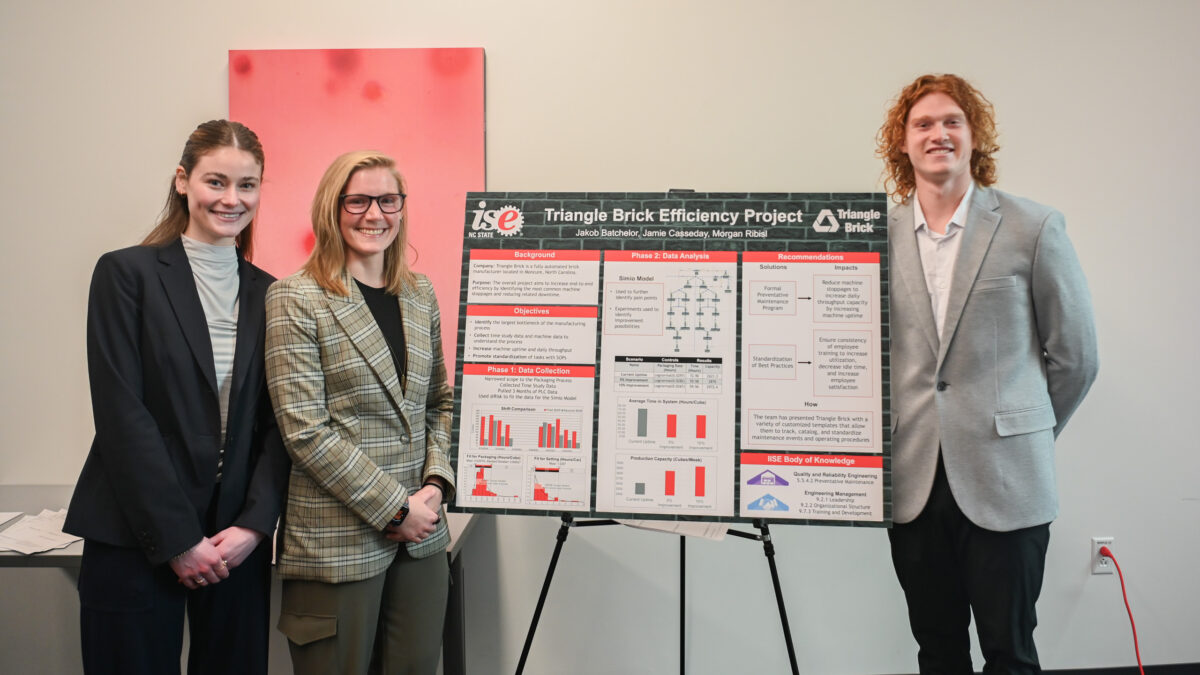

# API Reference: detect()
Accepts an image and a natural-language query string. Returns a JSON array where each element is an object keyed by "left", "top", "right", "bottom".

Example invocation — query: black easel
[
  {"left": 726, "top": 519, "right": 800, "bottom": 675},
  {"left": 515, "top": 514, "right": 617, "bottom": 675},
  {"left": 679, "top": 535, "right": 686, "bottom": 675},
  {"left": 515, "top": 515, "right": 798, "bottom": 675}
]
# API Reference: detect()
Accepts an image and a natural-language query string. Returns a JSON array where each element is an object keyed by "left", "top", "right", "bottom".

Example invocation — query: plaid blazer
[{"left": 265, "top": 271, "right": 455, "bottom": 583}]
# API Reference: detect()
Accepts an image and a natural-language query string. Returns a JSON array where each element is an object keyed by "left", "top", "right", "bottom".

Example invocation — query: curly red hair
[{"left": 877, "top": 74, "right": 999, "bottom": 203}]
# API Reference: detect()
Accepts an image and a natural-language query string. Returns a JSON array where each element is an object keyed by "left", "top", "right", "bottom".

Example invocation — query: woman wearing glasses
[
  {"left": 266, "top": 150, "right": 455, "bottom": 675},
  {"left": 64, "top": 120, "right": 290, "bottom": 674}
]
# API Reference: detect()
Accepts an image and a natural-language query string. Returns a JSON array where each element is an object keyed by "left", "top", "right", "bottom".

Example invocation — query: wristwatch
[{"left": 388, "top": 500, "right": 410, "bottom": 529}]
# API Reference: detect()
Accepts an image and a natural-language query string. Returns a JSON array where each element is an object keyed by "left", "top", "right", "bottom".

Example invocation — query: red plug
[{"left": 1099, "top": 545, "right": 1144, "bottom": 675}]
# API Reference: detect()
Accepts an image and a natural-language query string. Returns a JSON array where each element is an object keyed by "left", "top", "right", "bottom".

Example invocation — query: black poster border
[{"left": 449, "top": 191, "right": 891, "bottom": 527}]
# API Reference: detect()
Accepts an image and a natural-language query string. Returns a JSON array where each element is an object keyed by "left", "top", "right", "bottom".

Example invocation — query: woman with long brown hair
[{"left": 65, "top": 119, "right": 290, "bottom": 674}]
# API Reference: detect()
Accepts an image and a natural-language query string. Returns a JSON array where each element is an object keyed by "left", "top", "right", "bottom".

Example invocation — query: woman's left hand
[{"left": 209, "top": 526, "right": 266, "bottom": 569}]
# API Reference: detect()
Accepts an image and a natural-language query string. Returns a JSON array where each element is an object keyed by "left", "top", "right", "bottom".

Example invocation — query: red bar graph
[
  {"left": 666, "top": 414, "right": 677, "bottom": 438},
  {"left": 695, "top": 466, "right": 706, "bottom": 497},
  {"left": 478, "top": 415, "right": 513, "bottom": 447},
  {"left": 475, "top": 409, "right": 584, "bottom": 449},
  {"left": 696, "top": 415, "right": 706, "bottom": 439},
  {"left": 665, "top": 470, "right": 676, "bottom": 496},
  {"left": 538, "top": 419, "right": 580, "bottom": 449}
]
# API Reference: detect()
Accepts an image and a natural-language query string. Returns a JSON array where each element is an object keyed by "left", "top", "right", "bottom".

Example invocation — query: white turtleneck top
[{"left": 181, "top": 235, "right": 240, "bottom": 480}]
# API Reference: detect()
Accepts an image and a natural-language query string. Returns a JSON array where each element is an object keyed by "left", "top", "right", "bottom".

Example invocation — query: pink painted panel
[{"left": 229, "top": 48, "right": 485, "bottom": 367}]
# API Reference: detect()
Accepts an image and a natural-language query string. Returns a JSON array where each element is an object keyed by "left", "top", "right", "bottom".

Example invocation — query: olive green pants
[{"left": 279, "top": 549, "right": 449, "bottom": 675}]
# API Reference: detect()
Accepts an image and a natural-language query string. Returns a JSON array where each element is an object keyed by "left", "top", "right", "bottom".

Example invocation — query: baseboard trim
[
  {"left": 885, "top": 664, "right": 1197, "bottom": 675},
  {"left": 1048, "top": 666, "right": 1198, "bottom": 675}
]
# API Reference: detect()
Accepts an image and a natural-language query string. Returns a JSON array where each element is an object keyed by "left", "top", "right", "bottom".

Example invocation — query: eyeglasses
[{"left": 340, "top": 193, "right": 406, "bottom": 214}]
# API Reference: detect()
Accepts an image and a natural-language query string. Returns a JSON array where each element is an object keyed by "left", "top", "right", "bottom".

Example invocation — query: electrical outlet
[{"left": 1091, "top": 536, "right": 1114, "bottom": 574}]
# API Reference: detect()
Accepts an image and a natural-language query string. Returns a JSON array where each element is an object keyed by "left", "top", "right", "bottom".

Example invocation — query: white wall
[{"left": 2, "top": 1, "right": 1197, "bottom": 672}]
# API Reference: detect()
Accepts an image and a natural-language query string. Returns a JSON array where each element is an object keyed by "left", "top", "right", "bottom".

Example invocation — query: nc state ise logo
[{"left": 470, "top": 202, "right": 524, "bottom": 236}]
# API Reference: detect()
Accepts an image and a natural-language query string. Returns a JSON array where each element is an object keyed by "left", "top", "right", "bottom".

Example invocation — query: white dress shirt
[{"left": 912, "top": 182, "right": 974, "bottom": 340}]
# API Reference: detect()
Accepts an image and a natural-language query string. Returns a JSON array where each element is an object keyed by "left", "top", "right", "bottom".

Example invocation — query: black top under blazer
[{"left": 65, "top": 238, "right": 290, "bottom": 565}]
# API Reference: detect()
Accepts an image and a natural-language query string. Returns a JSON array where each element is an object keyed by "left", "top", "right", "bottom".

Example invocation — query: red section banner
[
  {"left": 470, "top": 249, "right": 601, "bottom": 261},
  {"left": 741, "top": 453, "right": 883, "bottom": 468},
  {"left": 466, "top": 305, "right": 598, "bottom": 318},
  {"left": 463, "top": 364, "right": 596, "bottom": 378},
  {"left": 604, "top": 250, "right": 739, "bottom": 263},
  {"left": 743, "top": 251, "right": 880, "bottom": 264}
]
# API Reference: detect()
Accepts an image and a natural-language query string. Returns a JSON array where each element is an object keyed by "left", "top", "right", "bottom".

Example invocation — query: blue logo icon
[{"left": 747, "top": 493, "right": 789, "bottom": 511}]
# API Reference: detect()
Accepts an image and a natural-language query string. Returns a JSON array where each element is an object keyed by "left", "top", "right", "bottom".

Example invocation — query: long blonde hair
[{"left": 303, "top": 151, "right": 415, "bottom": 296}]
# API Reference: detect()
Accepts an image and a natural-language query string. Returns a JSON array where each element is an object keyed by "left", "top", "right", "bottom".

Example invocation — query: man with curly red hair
[{"left": 879, "top": 74, "right": 1099, "bottom": 673}]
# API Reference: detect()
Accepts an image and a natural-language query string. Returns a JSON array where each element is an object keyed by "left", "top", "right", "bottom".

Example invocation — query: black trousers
[
  {"left": 78, "top": 537, "right": 272, "bottom": 675},
  {"left": 888, "top": 456, "right": 1050, "bottom": 675}
]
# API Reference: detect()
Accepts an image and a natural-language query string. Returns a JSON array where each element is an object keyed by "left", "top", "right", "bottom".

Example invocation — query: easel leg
[
  {"left": 754, "top": 519, "right": 799, "bottom": 675},
  {"left": 515, "top": 513, "right": 573, "bottom": 675},
  {"left": 679, "top": 535, "right": 686, "bottom": 675}
]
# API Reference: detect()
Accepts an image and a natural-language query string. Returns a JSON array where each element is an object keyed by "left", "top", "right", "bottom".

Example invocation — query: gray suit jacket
[{"left": 888, "top": 186, "right": 1098, "bottom": 530}]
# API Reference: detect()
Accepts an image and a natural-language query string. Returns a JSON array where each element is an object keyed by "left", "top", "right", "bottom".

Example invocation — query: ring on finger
[{"left": 195, "top": 577, "right": 206, "bottom": 585}]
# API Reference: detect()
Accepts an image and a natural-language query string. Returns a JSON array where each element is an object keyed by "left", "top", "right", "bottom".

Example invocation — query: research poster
[{"left": 451, "top": 193, "right": 890, "bottom": 525}]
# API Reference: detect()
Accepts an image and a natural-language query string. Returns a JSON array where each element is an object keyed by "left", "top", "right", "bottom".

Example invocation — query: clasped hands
[
  {"left": 384, "top": 483, "right": 444, "bottom": 544},
  {"left": 168, "top": 526, "right": 265, "bottom": 590}
]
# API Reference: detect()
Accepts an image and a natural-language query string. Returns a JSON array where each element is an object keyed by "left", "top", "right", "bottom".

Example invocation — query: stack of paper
[
  {"left": 0, "top": 509, "right": 81, "bottom": 554},
  {"left": 616, "top": 520, "right": 729, "bottom": 540}
]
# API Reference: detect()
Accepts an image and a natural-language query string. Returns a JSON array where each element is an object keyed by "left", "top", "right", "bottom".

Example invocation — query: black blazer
[{"left": 65, "top": 238, "right": 290, "bottom": 565}]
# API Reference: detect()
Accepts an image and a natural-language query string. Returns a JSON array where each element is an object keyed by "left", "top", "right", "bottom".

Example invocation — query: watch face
[{"left": 389, "top": 501, "right": 411, "bottom": 528}]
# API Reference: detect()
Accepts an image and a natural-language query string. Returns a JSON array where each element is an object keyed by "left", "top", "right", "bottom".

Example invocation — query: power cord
[{"left": 1098, "top": 545, "right": 1144, "bottom": 675}]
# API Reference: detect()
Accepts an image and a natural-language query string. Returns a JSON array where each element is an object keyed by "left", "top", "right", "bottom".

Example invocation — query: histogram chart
[
  {"left": 471, "top": 406, "right": 584, "bottom": 451},
  {"left": 526, "top": 460, "right": 588, "bottom": 506},
  {"left": 468, "top": 457, "right": 522, "bottom": 503},
  {"left": 612, "top": 454, "right": 715, "bottom": 511},
  {"left": 615, "top": 396, "right": 718, "bottom": 452}
]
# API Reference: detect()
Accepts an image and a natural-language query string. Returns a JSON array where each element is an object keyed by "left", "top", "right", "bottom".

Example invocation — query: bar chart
[
  {"left": 611, "top": 454, "right": 714, "bottom": 511},
  {"left": 614, "top": 396, "right": 718, "bottom": 452},
  {"left": 472, "top": 406, "right": 585, "bottom": 450}
]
